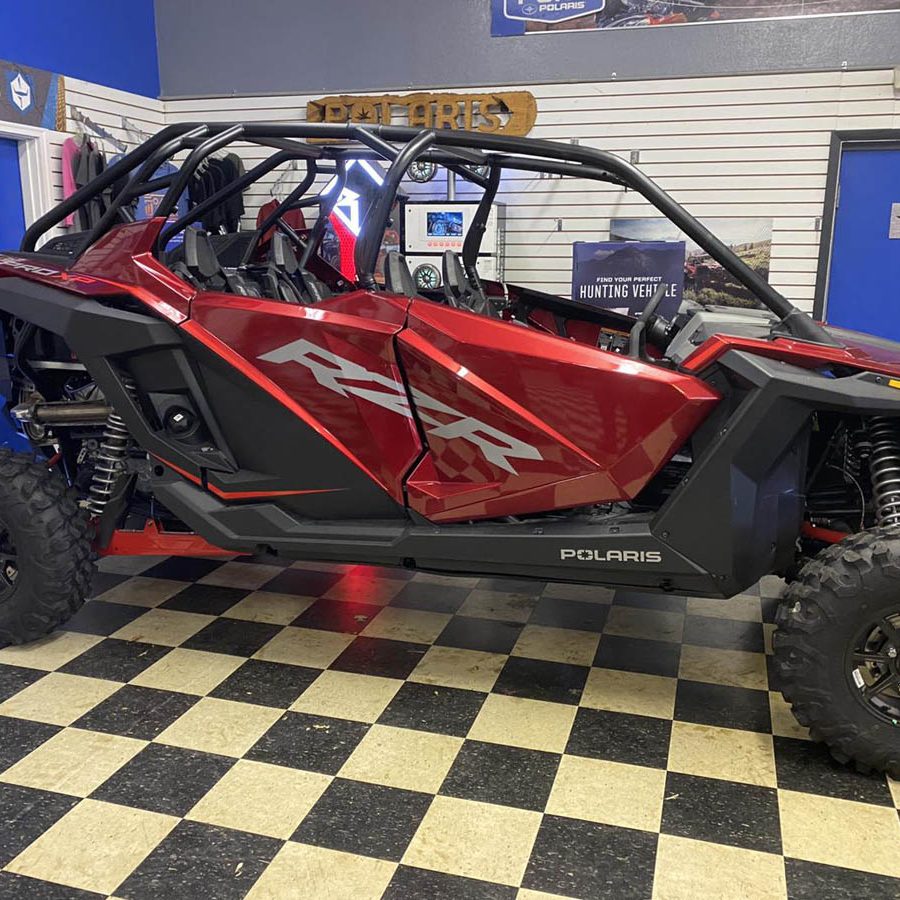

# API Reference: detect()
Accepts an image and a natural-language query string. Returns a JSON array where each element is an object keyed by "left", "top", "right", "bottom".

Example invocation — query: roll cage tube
[
  {"left": 20, "top": 121, "right": 835, "bottom": 346},
  {"left": 462, "top": 164, "right": 500, "bottom": 289},
  {"left": 300, "top": 160, "right": 348, "bottom": 270}
]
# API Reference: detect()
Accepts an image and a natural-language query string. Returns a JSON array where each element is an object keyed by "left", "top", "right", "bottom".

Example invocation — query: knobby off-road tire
[
  {"left": 774, "top": 528, "right": 900, "bottom": 777},
  {"left": 0, "top": 449, "right": 93, "bottom": 646}
]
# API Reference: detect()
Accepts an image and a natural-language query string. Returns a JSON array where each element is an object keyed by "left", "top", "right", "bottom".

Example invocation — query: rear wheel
[
  {"left": 0, "top": 449, "right": 94, "bottom": 647},
  {"left": 774, "top": 528, "right": 900, "bottom": 777}
]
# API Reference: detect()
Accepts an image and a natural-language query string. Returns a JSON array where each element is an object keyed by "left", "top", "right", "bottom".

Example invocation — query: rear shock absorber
[{"left": 868, "top": 417, "right": 900, "bottom": 526}]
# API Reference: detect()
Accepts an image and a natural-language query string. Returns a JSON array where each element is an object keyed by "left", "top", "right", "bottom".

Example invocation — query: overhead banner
[
  {"left": 571, "top": 240, "right": 684, "bottom": 318},
  {"left": 609, "top": 217, "right": 772, "bottom": 308},
  {"left": 0, "top": 60, "right": 65, "bottom": 130},
  {"left": 492, "top": 0, "right": 900, "bottom": 35}
]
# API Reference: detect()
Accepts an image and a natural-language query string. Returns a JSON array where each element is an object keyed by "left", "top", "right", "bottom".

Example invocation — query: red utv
[{"left": 0, "top": 123, "right": 897, "bottom": 775}]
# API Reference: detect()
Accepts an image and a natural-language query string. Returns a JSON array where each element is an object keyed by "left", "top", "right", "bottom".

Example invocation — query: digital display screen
[{"left": 426, "top": 211, "right": 464, "bottom": 237}]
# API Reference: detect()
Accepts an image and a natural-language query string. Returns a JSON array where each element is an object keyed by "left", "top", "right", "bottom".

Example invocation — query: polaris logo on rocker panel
[{"left": 560, "top": 549, "right": 663, "bottom": 563}]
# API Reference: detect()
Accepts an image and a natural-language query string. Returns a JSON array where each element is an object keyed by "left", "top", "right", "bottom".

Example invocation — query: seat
[
  {"left": 383, "top": 252, "right": 418, "bottom": 298},
  {"left": 264, "top": 233, "right": 332, "bottom": 304},
  {"left": 442, "top": 250, "right": 500, "bottom": 319},
  {"left": 172, "top": 228, "right": 259, "bottom": 296}
]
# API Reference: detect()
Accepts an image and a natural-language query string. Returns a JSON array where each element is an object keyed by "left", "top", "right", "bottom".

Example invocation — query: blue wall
[{"left": 0, "top": 0, "right": 159, "bottom": 97}]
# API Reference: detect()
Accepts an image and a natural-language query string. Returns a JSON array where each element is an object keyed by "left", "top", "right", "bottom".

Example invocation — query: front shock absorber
[
  {"left": 85, "top": 410, "right": 131, "bottom": 517},
  {"left": 868, "top": 417, "right": 900, "bottom": 526}
]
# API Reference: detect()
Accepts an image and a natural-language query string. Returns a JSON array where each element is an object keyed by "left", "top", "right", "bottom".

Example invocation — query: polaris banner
[
  {"left": 0, "top": 61, "right": 65, "bottom": 131},
  {"left": 571, "top": 241, "right": 684, "bottom": 318},
  {"left": 491, "top": 0, "right": 900, "bottom": 35}
]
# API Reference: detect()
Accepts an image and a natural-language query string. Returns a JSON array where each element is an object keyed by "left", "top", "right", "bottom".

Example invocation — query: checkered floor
[{"left": 0, "top": 555, "right": 897, "bottom": 899}]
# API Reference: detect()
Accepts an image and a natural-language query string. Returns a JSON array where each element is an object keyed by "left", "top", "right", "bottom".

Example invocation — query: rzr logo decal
[
  {"left": 0, "top": 255, "right": 100, "bottom": 285},
  {"left": 258, "top": 338, "right": 542, "bottom": 474}
]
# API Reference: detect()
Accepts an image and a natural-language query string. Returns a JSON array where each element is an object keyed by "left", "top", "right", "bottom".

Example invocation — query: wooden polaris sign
[{"left": 307, "top": 91, "right": 537, "bottom": 136}]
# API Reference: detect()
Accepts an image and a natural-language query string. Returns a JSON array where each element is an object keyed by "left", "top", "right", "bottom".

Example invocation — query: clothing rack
[{"left": 70, "top": 107, "right": 127, "bottom": 153}]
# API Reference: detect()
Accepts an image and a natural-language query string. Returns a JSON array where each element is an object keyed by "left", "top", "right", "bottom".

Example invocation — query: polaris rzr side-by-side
[{"left": 0, "top": 122, "right": 898, "bottom": 775}]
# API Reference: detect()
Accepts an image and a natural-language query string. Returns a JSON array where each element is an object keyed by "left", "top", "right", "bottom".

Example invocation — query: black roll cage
[{"left": 22, "top": 121, "right": 835, "bottom": 346}]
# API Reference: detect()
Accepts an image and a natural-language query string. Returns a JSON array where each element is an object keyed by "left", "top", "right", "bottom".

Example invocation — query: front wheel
[
  {"left": 0, "top": 449, "right": 94, "bottom": 647},
  {"left": 774, "top": 528, "right": 900, "bottom": 777}
]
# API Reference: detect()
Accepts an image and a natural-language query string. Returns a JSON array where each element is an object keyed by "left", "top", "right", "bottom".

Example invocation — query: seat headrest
[
  {"left": 384, "top": 252, "right": 417, "bottom": 298},
  {"left": 271, "top": 232, "right": 300, "bottom": 275},
  {"left": 442, "top": 250, "right": 469, "bottom": 304},
  {"left": 184, "top": 228, "right": 223, "bottom": 280}
]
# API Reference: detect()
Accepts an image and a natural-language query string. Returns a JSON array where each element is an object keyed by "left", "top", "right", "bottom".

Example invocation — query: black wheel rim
[
  {"left": 0, "top": 517, "right": 18, "bottom": 603},
  {"left": 847, "top": 613, "right": 900, "bottom": 724}
]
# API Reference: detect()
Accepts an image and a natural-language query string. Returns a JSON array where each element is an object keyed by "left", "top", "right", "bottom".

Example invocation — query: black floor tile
[
  {"left": 233, "top": 553, "right": 290, "bottom": 567},
  {"left": 0, "top": 871, "right": 103, "bottom": 899},
  {"left": 291, "top": 598, "right": 384, "bottom": 634},
  {"left": 87, "top": 570, "right": 131, "bottom": 599},
  {"left": 612, "top": 591, "right": 686, "bottom": 613},
  {"left": 477, "top": 577, "right": 546, "bottom": 596},
  {"left": 675, "top": 680, "right": 772, "bottom": 733},
  {"left": 0, "top": 783, "right": 79, "bottom": 867},
  {"left": 760, "top": 595, "right": 781, "bottom": 624},
  {"left": 785, "top": 857, "right": 900, "bottom": 900},
  {"left": 390, "top": 582, "right": 472, "bottom": 614},
  {"left": 58, "top": 638, "right": 170, "bottom": 682},
  {"left": 180, "top": 618, "right": 282, "bottom": 657},
  {"left": 209, "top": 659, "right": 320, "bottom": 709},
  {"left": 140, "top": 557, "right": 226, "bottom": 582},
  {"left": 683, "top": 615, "right": 766, "bottom": 652},
  {"left": 440, "top": 739, "right": 560, "bottom": 811},
  {"left": 661, "top": 771, "right": 782, "bottom": 854},
  {"left": 384, "top": 866, "right": 517, "bottom": 899},
  {"left": 774, "top": 736, "right": 894, "bottom": 805},
  {"left": 329, "top": 636, "right": 427, "bottom": 680},
  {"left": 523, "top": 814, "right": 658, "bottom": 899},
  {"left": 60, "top": 600, "right": 147, "bottom": 637},
  {"left": 160, "top": 584, "right": 250, "bottom": 616},
  {"left": 246, "top": 711, "right": 369, "bottom": 774},
  {"left": 293, "top": 778, "right": 432, "bottom": 861},
  {"left": 378, "top": 681, "right": 486, "bottom": 737},
  {"left": 90, "top": 743, "right": 234, "bottom": 816},
  {"left": 435, "top": 616, "right": 523, "bottom": 654},
  {"left": 73, "top": 685, "right": 198, "bottom": 740},
  {"left": 0, "top": 716, "right": 60, "bottom": 770},
  {"left": 115, "top": 820, "right": 280, "bottom": 900},
  {"left": 565, "top": 707, "right": 672, "bottom": 769},
  {"left": 259, "top": 567, "right": 344, "bottom": 597},
  {"left": 492, "top": 656, "right": 588, "bottom": 705},
  {"left": 529, "top": 596, "right": 609, "bottom": 632},
  {"left": 594, "top": 634, "right": 682, "bottom": 678},
  {"left": 0, "top": 663, "right": 45, "bottom": 703}
]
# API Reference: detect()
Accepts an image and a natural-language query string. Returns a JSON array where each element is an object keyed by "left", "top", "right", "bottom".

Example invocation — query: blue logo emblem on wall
[
  {"left": 503, "top": 0, "right": 605, "bottom": 23},
  {"left": 8, "top": 71, "right": 33, "bottom": 113}
]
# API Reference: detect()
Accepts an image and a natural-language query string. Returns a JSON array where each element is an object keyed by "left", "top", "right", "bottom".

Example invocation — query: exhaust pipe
[{"left": 11, "top": 400, "right": 113, "bottom": 427}]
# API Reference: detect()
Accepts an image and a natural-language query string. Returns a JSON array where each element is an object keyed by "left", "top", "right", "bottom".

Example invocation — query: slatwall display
[
  {"left": 42, "top": 70, "right": 900, "bottom": 312},
  {"left": 41, "top": 78, "right": 165, "bottom": 242}
]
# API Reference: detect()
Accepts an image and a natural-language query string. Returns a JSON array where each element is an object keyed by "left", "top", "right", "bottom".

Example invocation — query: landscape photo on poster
[{"left": 609, "top": 217, "right": 772, "bottom": 309}]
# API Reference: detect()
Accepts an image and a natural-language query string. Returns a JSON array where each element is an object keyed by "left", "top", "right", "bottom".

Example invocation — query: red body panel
[
  {"left": 186, "top": 290, "right": 421, "bottom": 504},
  {"left": 683, "top": 331, "right": 900, "bottom": 379},
  {"left": 399, "top": 300, "right": 720, "bottom": 522}
]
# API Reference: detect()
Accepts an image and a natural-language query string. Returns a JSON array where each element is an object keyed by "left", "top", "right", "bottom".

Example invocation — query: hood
[{"left": 824, "top": 325, "right": 900, "bottom": 376}]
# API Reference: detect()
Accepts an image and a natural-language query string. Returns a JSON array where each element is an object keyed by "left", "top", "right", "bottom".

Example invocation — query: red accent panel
[
  {"left": 98, "top": 519, "right": 231, "bottom": 557},
  {"left": 400, "top": 300, "right": 720, "bottom": 523},
  {"left": 800, "top": 522, "right": 849, "bottom": 544},
  {"left": 184, "top": 291, "right": 420, "bottom": 503},
  {"left": 153, "top": 454, "right": 338, "bottom": 500}
]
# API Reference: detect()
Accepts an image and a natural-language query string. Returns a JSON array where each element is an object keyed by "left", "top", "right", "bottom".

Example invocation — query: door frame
[
  {"left": 0, "top": 120, "right": 55, "bottom": 244},
  {"left": 814, "top": 128, "right": 900, "bottom": 322}
]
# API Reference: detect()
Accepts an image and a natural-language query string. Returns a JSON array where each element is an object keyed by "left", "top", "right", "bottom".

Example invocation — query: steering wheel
[{"left": 628, "top": 282, "right": 669, "bottom": 359}]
